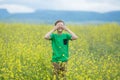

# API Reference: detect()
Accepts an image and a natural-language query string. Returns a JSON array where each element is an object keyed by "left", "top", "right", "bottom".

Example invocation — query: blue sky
[{"left": 0, "top": 0, "right": 120, "bottom": 13}]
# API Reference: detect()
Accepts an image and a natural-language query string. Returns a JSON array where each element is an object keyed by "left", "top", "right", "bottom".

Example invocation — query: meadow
[{"left": 0, "top": 23, "right": 120, "bottom": 80}]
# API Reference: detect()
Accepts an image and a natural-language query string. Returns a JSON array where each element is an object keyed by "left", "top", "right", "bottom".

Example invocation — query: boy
[{"left": 44, "top": 20, "right": 78, "bottom": 80}]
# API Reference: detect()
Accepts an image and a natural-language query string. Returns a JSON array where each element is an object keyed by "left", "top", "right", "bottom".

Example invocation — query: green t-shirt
[{"left": 50, "top": 33, "right": 72, "bottom": 62}]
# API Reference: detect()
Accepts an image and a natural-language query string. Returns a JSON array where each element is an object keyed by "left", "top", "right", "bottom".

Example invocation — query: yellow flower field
[{"left": 0, "top": 23, "right": 120, "bottom": 80}]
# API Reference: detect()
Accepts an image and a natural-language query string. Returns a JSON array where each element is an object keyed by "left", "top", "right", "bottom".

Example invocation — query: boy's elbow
[
  {"left": 44, "top": 36, "right": 48, "bottom": 40},
  {"left": 74, "top": 36, "right": 78, "bottom": 40},
  {"left": 44, "top": 36, "right": 50, "bottom": 40},
  {"left": 72, "top": 36, "right": 78, "bottom": 40}
]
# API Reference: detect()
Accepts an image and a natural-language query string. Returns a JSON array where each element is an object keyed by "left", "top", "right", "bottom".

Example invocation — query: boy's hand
[
  {"left": 53, "top": 25, "right": 59, "bottom": 31},
  {"left": 62, "top": 25, "right": 68, "bottom": 31}
]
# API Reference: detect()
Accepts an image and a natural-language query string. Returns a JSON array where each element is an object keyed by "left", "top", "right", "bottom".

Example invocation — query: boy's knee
[{"left": 60, "top": 67, "right": 66, "bottom": 71}]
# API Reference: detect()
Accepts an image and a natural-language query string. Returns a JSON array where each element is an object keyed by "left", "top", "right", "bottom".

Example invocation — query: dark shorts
[{"left": 52, "top": 62, "right": 67, "bottom": 72}]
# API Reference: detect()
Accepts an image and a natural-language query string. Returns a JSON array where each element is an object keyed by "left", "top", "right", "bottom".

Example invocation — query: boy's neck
[{"left": 57, "top": 32, "right": 62, "bottom": 35}]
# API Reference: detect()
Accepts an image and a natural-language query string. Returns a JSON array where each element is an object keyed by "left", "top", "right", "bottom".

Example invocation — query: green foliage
[{"left": 0, "top": 23, "right": 120, "bottom": 80}]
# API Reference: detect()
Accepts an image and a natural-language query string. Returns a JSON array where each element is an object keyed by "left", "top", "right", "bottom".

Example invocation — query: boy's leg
[
  {"left": 52, "top": 62, "right": 67, "bottom": 80},
  {"left": 52, "top": 62, "right": 60, "bottom": 79},
  {"left": 60, "top": 62, "right": 67, "bottom": 80}
]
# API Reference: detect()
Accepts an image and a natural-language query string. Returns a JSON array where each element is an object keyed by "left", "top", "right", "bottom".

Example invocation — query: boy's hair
[{"left": 54, "top": 20, "right": 65, "bottom": 26}]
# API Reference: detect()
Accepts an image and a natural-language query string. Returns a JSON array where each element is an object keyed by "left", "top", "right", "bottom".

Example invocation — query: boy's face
[{"left": 56, "top": 22, "right": 64, "bottom": 33}]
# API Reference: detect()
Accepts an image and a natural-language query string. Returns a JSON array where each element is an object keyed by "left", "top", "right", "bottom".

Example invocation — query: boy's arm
[
  {"left": 64, "top": 27, "right": 78, "bottom": 40},
  {"left": 44, "top": 26, "right": 58, "bottom": 40}
]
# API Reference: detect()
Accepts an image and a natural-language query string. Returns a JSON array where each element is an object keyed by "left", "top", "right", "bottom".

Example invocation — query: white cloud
[
  {"left": 40, "top": 0, "right": 120, "bottom": 13},
  {"left": 0, "top": 0, "right": 120, "bottom": 13},
  {"left": 0, "top": 4, "right": 35, "bottom": 13}
]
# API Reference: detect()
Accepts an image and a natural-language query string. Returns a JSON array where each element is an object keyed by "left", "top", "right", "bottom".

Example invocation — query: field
[{"left": 0, "top": 23, "right": 120, "bottom": 80}]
